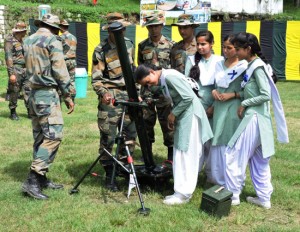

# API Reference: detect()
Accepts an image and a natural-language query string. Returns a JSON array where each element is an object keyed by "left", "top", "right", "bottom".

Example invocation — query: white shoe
[
  {"left": 231, "top": 199, "right": 240, "bottom": 206},
  {"left": 163, "top": 195, "right": 190, "bottom": 205},
  {"left": 164, "top": 193, "right": 182, "bottom": 200},
  {"left": 246, "top": 196, "right": 271, "bottom": 209}
]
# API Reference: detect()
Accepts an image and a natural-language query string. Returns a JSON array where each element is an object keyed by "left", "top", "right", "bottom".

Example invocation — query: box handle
[{"left": 214, "top": 186, "right": 224, "bottom": 193}]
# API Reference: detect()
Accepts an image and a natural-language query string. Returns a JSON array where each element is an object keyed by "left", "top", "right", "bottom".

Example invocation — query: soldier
[
  {"left": 91, "top": 12, "right": 136, "bottom": 191},
  {"left": 138, "top": 12, "right": 174, "bottom": 162},
  {"left": 4, "top": 21, "right": 30, "bottom": 120},
  {"left": 170, "top": 14, "right": 199, "bottom": 74},
  {"left": 59, "top": 19, "right": 77, "bottom": 101},
  {"left": 21, "top": 14, "right": 75, "bottom": 200}
]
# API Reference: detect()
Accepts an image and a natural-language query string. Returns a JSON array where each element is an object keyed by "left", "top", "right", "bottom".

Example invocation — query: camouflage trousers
[
  {"left": 143, "top": 96, "right": 174, "bottom": 147},
  {"left": 28, "top": 88, "right": 64, "bottom": 175},
  {"left": 97, "top": 89, "right": 137, "bottom": 166},
  {"left": 65, "top": 59, "right": 76, "bottom": 98},
  {"left": 7, "top": 66, "right": 31, "bottom": 110}
]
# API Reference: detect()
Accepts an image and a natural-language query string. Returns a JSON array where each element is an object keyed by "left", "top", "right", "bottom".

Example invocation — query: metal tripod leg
[
  {"left": 69, "top": 105, "right": 127, "bottom": 194},
  {"left": 109, "top": 106, "right": 126, "bottom": 189},
  {"left": 69, "top": 153, "right": 102, "bottom": 194},
  {"left": 125, "top": 146, "right": 150, "bottom": 215}
]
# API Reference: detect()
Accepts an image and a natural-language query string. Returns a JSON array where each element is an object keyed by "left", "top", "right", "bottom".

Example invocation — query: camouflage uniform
[
  {"left": 21, "top": 14, "right": 74, "bottom": 200},
  {"left": 4, "top": 22, "right": 30, "bottom": 119},
  {"left": 170, "top": 14, "right": 199, "bottom": 74},
  {"left": 59, "top": 20, "right": 77, "bottom": 99},
  {"left": 23, "top": 15, "right": 73, "bottom": 176},
  {"left": 92, "top": 13, "right": 136, "bottom": 167},
  {"left": 138, "top": 14, "right": 174, "bottom": 154},
  {"left": 170, "top": 38, "right": 197, "bottom": 74}
]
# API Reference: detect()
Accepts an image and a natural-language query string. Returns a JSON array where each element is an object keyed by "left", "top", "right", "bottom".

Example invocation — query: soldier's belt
[
  {"left": 106, "top": 85, "right": 126, "bottom": 91},
  {"left": 30, "top": 84, "right": 58, "bottom": 90},
  {"left": 13, "top": 64, "right": 25, "bottom": 68}
]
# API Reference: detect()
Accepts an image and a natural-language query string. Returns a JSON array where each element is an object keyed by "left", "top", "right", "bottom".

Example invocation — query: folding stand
[{"left": 70, "top": 100, "right": 150, "bottom": 215}]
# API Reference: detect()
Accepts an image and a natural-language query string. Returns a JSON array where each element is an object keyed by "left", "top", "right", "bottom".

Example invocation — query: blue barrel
[{"left": 75, "top": 68, "right": 88, "bottom": 98}]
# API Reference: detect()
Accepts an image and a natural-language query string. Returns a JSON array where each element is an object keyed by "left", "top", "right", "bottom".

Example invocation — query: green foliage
[{"left": 0, "top": 0, "right": 140, "bottom": 23}]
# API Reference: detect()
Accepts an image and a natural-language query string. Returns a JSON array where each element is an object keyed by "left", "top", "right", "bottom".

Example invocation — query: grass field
[{"left": 0, "top": 66, "right": 299, "bottom": 231}]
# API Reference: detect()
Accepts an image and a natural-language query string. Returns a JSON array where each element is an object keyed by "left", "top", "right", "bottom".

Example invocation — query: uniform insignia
[
  {"left": 175, "top": 53, "right": 182, "bottom": 59},
  {"left": 141, "top": 49, "right": 152, "bottom": 54}
]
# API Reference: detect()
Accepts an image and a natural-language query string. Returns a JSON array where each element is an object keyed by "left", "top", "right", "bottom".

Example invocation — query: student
[
  {"left": 185, "top": 30, "right": 223, "bottom": 181},
  {"left": 225, "top": 32, "right": 289, "bottom": 208},
  {"left": 209, "top": 34, "right": 248, "bottom": 186},
  {"left": 134, "top": 64, "right": 213, "bottom": 205}
]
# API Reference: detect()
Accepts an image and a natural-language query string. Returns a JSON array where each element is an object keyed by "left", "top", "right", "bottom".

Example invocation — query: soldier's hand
[
  {"left": 9, "top": 74, "right": 17, "bottom": 84},
  {"left": 101, "top": 92, "right": 112, "bottom": 105},
  {"left": 67, "top": 100, "right": 75, "bottom": 114}
]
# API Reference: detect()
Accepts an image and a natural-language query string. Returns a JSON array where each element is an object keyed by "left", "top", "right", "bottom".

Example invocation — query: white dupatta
[
  {"left": 187, "top": 55, "right": 223, "bottom": 86},
  {"left": 243, "top": 59, "right": 289, "bottom": 144},
  {"left": 215, "top": 60, "right": 248, "bottom": 88}
]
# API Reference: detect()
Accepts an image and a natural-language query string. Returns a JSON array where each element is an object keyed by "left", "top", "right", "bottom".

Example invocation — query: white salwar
[
  {"left": 173, "top": 115, "right": 203, "bottom": 199},
  {"left": 206, "top": 145, "right": 226, "bottom": 186},
  {"left": 225, "top": 114, "right": 273, "bottom": 203}
]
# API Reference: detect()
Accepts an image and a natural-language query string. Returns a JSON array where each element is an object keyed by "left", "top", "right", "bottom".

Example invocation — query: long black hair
[
  {"left": 189, "top": 30, "right": 214, "bottom": 81},
  {"left": 231, "top": 32, "right": 278, "bottom": 83},
  {"left": 134, "top": 64, "right": 162, "bottom": 83}
]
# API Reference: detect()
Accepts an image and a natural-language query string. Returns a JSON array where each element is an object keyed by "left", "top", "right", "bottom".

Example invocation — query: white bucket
[{"left": 38, "top": 5, "right": 51, "bottom": 19}]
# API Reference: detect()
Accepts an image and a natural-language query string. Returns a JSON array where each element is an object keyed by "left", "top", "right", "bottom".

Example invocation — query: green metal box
[{"left": 200, "top": 185, "right": 233, "bottom": 218}]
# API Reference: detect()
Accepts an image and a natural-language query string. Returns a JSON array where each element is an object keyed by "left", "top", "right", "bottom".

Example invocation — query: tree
[{"left": 294, "top": 0, "right": 300, "bottom": 7}]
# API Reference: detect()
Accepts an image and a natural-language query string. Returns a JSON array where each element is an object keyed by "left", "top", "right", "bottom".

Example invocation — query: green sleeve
[{"left": 241, "top": 67, "right": 271, "bottom": 107}]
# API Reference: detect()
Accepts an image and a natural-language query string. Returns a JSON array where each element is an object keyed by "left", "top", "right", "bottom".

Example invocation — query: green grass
[{"left": 0, "top": 69, "right": 300, "bottom": 231}]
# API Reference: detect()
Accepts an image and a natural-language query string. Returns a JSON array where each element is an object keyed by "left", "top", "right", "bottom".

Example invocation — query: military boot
[
  {"left": 167, "top": 146, "right": 173, "bottom": 161},
  {"left": 38, "top": 174, "right": 64, "bottom": 190},
  {"left": 26, "top": 107, "right": 32, "bottom": 119},
  {"left": 104, "top": 165, "right": 119, "bottom": 192},
  {"left": 22, "top": 170, "right": 49, "bottom": 200},
  {"left": 10, "top": 108, "right": 19, "bottom": 120}
]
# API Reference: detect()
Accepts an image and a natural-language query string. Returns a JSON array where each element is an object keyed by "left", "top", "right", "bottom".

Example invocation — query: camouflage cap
[
  {"left": 12, "top": 21, "right": 27, "bottom": 33},
  {"left": 34, "top": 13, "right": 61, "bottom": 29},
  {"left": 59, "top": 19, "right": 69, "bottom": 26},
  {"left": 102, "top": 12, "right": 131, "bottom": 30},
  {"left": 142, "top": 11, "right": 165, "bottom": 27},
  {"left": 172, "top": 14, "right": 199, "bottom": 27}
]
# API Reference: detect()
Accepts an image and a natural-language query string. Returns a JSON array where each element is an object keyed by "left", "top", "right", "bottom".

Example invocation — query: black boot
[
  {"left": 22, "top": 170, "right": 49, "bottom": 200},
  {"left": 10, "top": 108, "right": 19, "bottom": 120},
  {"left": 167, "top": 146, "right": 173, "bottom": 161},
  {"left": 104, "top": 165, "right": 119, "bottom": 192},
  {"left": 27, "top": 107, "right": 32, "bottom": 119},
  {"left": 38, "top": 174, "right": 64, "bottom": 190}
]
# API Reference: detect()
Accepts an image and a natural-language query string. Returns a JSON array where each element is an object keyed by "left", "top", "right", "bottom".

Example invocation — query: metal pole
[{"left": 109, "top": 22, "right": 155, "bottom": 171}]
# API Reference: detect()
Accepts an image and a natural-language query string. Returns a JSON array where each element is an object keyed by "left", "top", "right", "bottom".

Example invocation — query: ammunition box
[{"left": 200, "top": 185, "right": 233, "bottom": 218}]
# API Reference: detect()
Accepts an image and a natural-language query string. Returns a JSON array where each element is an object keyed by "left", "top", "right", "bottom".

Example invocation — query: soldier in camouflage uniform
[
  {"left": 21, "top": 14, "right": 75, "bottom": 200},
  {"left": 4, "top": 22, "right": 30, "bottom": 120},
  {"left": 170, "top": 14, "right": 199, "bottom": 74},
  {"left": 91, "top": 12, "right": 136, "bottom": 191},
  {"left": 138, "top": 12, "right": 174, "bottom": 161},
  {"left": 59, "top": 19, "right": 77, "bottom": 101}
]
